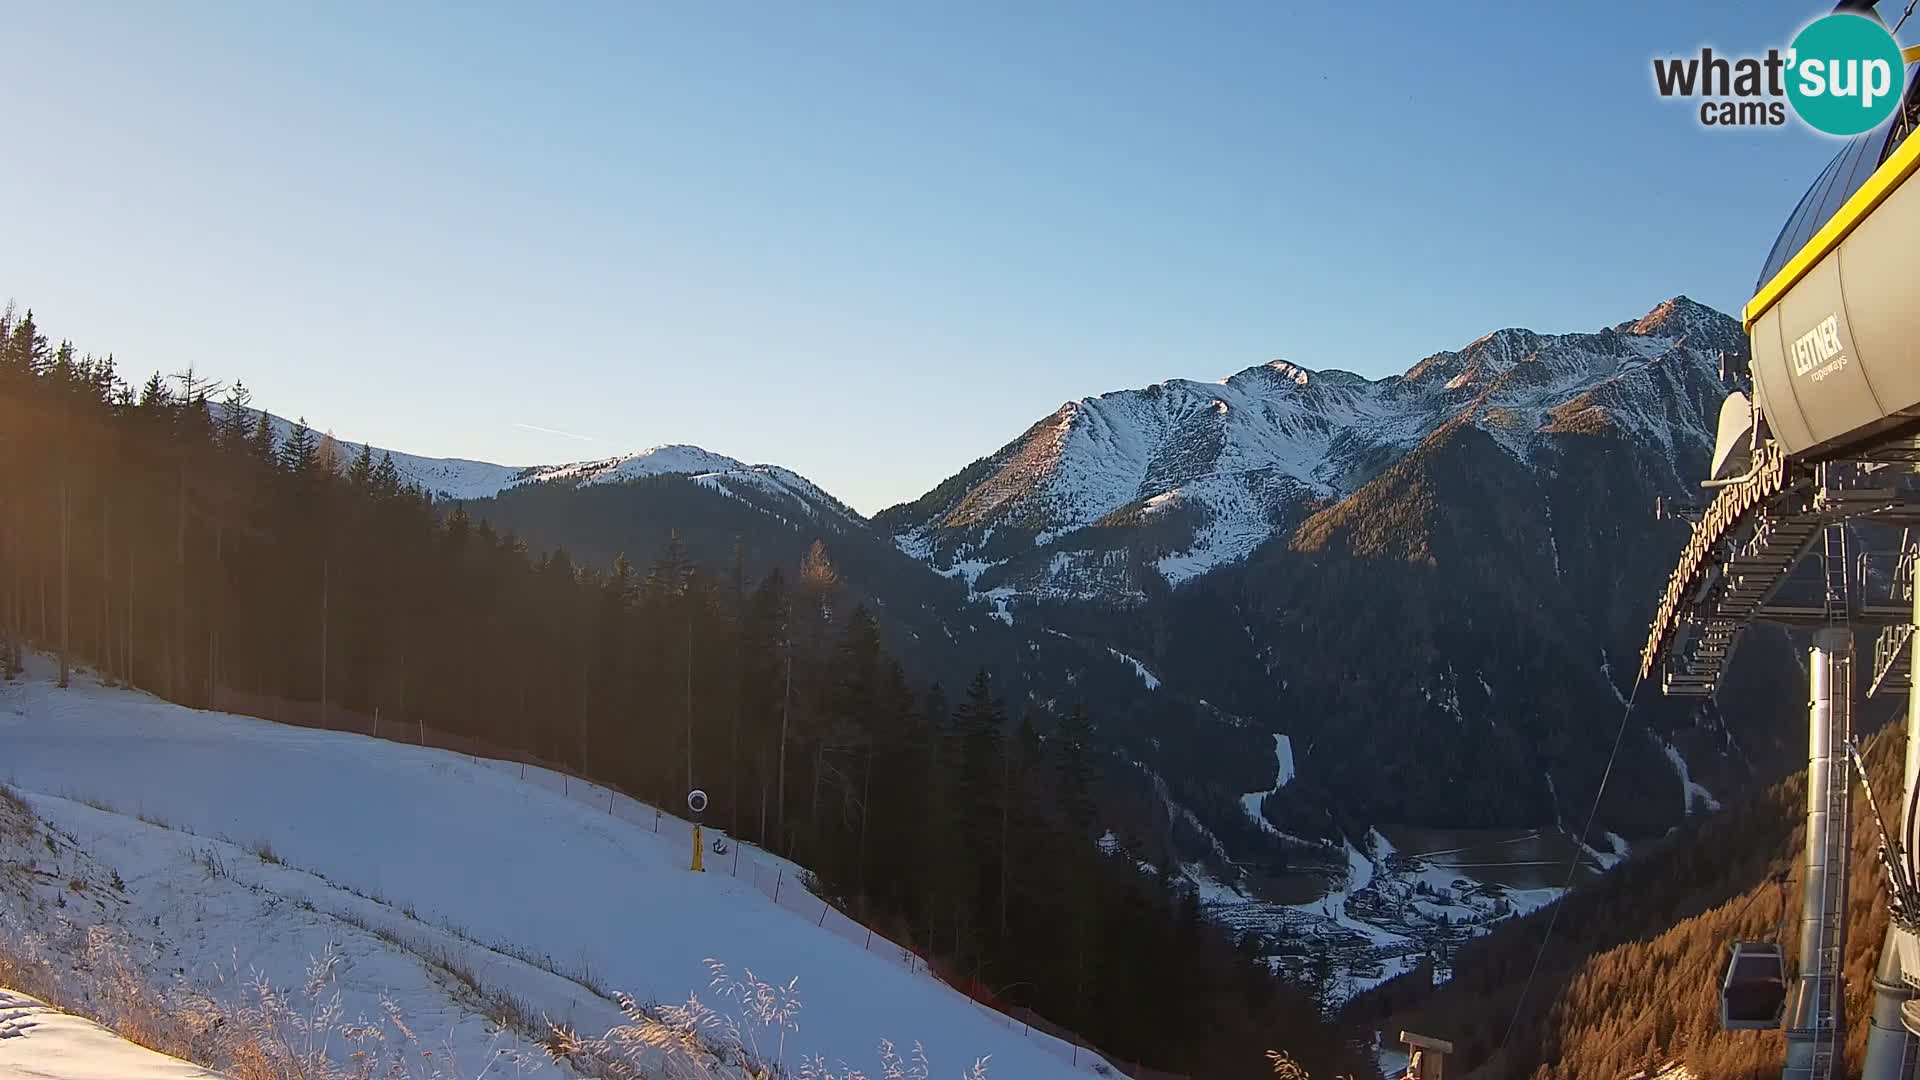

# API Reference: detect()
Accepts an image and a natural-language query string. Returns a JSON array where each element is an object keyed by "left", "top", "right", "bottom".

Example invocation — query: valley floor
[{"left": 1201, "top": 824, "right": 1616, "bottom": 1010}]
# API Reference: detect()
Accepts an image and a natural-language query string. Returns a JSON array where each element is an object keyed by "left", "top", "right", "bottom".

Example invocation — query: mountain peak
[
  {"left": 505, "top": 444, "right": 745, "bottom": 488},
  {"left": 1619, "top": 295, "right": 1732, "bottom": 340},
  {"left": 1261, "top": 359, "right": 1312, "bottom": 385},
  {"left": 1220, "top": 358, "right": 1315, "bottom": 390}
]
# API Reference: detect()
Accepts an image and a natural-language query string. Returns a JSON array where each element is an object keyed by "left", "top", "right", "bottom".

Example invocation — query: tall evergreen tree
[
  {"left": 246, "top": 410, "right": 275, "bottom": 462},
  {"left": 279, "top": 418, "right": 318, "bottom": 476},
  {"left": 346, "top": 442, "right": 375, "bottom": 490},
  {"left": 952, "top": 669, "right": 1006, "bottom": 969},
  {"left": 216, "top": 382, "right": 253, "bottom": 452}
]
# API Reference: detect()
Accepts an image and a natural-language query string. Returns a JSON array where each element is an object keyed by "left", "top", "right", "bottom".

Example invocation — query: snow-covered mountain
[
  {"left": 244, "top": 407, "right": 856, "bottom": 524},
  {"left": 879, "top": 296, "right": 1743, "bottom": 602},
  {"left": 864, "top": 296, "right": 1799, "bottom": 1003}
]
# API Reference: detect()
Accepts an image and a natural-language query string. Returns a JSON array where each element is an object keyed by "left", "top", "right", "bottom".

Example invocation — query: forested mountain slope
[
  {"left": 0, "top": 306, "right": 1363, "bottom": 1079},
  {"left": 885, "top": 297, "right": 1804, "bottom": 861},
  {"left": 1351, "top": 711, "right": 1905, "bottom": 1078}
]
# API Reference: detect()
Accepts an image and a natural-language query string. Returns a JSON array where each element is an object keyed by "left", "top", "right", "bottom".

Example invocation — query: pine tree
[
  {"left": 138, "top": 371, "right": 172, "bottom": 410},
  {"left": 7, "top": 312, "right": 48, "bottom": 374},
  {"left": 249, "top": 411, "right": 276, "bottom": 462},
  {"left": 370, "top": 451, "right": 402, "bottom": 496},
  {"left": 347, "top": 443, "right": 375, "bottom": 491},
  {"left": 1056, "top": 705, "right": 1098, "bottom": 839},
  {"left": 953, "top": 669, "right": 1006, "bottom": 965},
  {"left": 217, "top": 382, "right": 253, "bottom": 452},
  {"left": 280, "top": 418, "right": 318, "bottom": 476},
  {"left": 737, "top": 568, "right": 790, "bottom": 847},
  {"left": 646, "top": 530, "right": 691, "bottom": 599}
]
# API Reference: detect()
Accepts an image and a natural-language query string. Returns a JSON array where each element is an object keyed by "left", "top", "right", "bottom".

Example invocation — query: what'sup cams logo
[{"left": 1653, "top": 10, "right": 1909, "bottom": 135}]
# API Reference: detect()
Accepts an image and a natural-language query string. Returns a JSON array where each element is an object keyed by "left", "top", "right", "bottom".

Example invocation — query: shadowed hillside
[{"left": 1352, "top": 713, "right": 1904, "bottom": 1078}]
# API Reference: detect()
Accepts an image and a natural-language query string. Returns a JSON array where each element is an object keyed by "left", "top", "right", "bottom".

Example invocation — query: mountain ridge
[
  {"left": 240, "top": 406, "right": 862, "bottom": 526},
  {"left": 878, "top": 295, "right": 1741, "bottom": 603}
]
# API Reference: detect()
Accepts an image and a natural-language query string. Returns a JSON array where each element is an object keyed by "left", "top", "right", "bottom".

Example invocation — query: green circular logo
[{"left": 1787, "top": 13, "right": 1907, "bottom": 136}]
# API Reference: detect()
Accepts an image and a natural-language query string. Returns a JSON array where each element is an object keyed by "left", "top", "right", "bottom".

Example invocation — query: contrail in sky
[{"left": 513, "top": 422, "right": 602, "bottom": 443}]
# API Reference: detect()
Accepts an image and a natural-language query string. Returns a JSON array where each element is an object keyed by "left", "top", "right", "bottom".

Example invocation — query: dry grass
[
  {"left": 0, "top": 782, "right": 29, "bottom": 819},
  {"left": 1265, "top": 1050, "right": 1356, "bottom": 1078},
  {"left": 548, "top": 960, "right": 992, "bottom": 1080},
  {"left": 330, "top": 906, "right": 535, "bottom": 1028},
  {"left": 0, "top": 788, "right": 33, "bottom": 848},
  {"left": 0, "top": 927, "right": 238, "bottom": 1073},
  {"left": 0, "top": 927, "right": 532, "bottom": 1080},
  {"left": 0, "top": 780, "right": 539, "bottom": 1078}
]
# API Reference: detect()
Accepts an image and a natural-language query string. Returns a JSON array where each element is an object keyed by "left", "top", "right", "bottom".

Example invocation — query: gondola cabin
[{"left": 1722, "top": 941, "right": 1789, "bottom": 1030}]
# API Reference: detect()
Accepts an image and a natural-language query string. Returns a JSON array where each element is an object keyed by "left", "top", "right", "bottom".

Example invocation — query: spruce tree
[
  {"left": 217, "top": 382, "right": 253, "bottom": 452},
  {"left": 952, "top": 669, "right": 1006, "bottom": 964},
  {"left": 138, "top": 371, "right": 172, "bottom": 410},
  {"left": 370, "top": 451, "right": 402, "bottom": 496},
  {"left": 249, "top": 411, "right": 276, "bottom": 462},
  {"left": 280, "top": 418, "right": 318, "bottom": 476},
  {"left": 646, "top": 529, "right": 691, "bottom": 599},
  {"left": 347, "top": 443, "right": 375, "bottom": 491}
]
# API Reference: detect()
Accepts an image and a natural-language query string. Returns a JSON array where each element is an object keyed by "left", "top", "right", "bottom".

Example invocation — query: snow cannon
[{"left": 688, "top": 789, "right": 708, "bottom": 873}]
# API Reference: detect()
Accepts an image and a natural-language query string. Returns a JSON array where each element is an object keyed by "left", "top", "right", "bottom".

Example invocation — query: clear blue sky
[{"left": 0, "top": 2, "right": 1868, "bottom": 513}]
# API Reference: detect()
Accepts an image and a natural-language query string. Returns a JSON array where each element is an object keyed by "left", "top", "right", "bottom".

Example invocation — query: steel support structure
[
  {"left": 1862, "top": 540, "right": 1920, "bottom": 1080},
  {"left": 1785, "top": 624, "right": 1854, "bottom": 1080}
]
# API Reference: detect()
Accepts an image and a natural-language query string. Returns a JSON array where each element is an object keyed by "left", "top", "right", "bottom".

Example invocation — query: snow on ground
[
  {"left": 1205, "top": 821, "right": 1616, "bottom": 1010},
  {"left": 1291, "top": 841, "right": 1406, "bottom": 951},
  {"left": 3, "top": 789, "right": 617, "bottom": 1078},
  {"left": 0, "top": 989, "right": 225, "bottom": 1079},
  {"left": 1373, "top": 1035, "right": 1410, "bottom": 1080},
  {"left": 0, "top": 662, "right": 1119, "bottom": 1079},
  {"left": 1599, "top": 651, "right": 1632, "bottom": 709},
  {"left": 242, "top": 408, "right": 848, "bottom": 518},
  {"left": 1178, "top": 865, "right": 1248, "bottom": 907},
  {"left": 522, "top": 444, "right": 743, "bottom": 488},
  {"left": 1106, "top": 649, "right": 1160, "bottom": 690},
  {"left": 1237, "top": 733, "right": 1299, "bottom": 837},
  {"left": 982, "top": 588, "right": 1016, "bottom": 627},
  {"left": 891, "top": 302, "right": 1729, "bottom": 603},
  {"left": 1576, "top": 830, "right": 1632, "bottom": 872},
  {"left": 1656, "top": 735, "right": 1722, "bottom": 815},
  {"left": 1500, "top": 886, "right": 1567, "bottom": 918},
  {"left": 1271, "top": 735, "right": 1297, "bottom": 787}
]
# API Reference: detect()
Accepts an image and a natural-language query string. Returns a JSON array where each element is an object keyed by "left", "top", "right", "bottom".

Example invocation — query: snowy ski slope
[
  {"left": 0, "top": 663, "right": 1122, "bottom": 1078},
  {"left": 0, "top": 989, "right": 225, "bottom": 1080}
]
